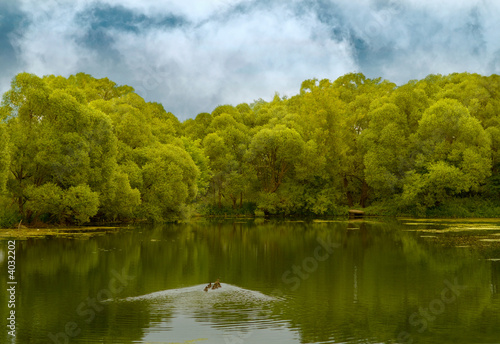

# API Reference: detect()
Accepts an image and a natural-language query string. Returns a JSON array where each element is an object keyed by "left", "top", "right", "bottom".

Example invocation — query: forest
[{"left": 1, "top": 71, "right": 500, "bottom": 226}]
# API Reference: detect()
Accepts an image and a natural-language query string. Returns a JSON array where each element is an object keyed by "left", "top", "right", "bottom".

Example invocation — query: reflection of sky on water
[
  {"left": 142, "top": 314, "right": 299, "bottom": 344},
  {"left": 124, "top": 284, "right": 299, "bottom": 344}
]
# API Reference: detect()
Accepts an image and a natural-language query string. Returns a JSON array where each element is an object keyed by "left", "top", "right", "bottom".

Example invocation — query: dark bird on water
[
  {"left": 203, "top": 279, "right": 221, "bottom": 291},
  {"left": 212, "top": 279, "right": 221, "bottom": 290}
]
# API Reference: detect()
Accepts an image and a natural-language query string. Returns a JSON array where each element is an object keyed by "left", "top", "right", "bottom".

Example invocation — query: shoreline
[{"left": 3, "top": 216, "right": 500, "bottom": 239}]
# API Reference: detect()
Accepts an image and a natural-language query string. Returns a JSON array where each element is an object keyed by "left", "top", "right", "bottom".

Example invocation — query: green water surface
[{"left": 1, "top": 219, "right": 499, "bottom": 344}]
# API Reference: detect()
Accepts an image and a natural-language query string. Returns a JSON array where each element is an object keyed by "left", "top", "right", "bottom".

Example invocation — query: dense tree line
[{"left": 1, "top": 71, "right": 500, "bottom": 225}]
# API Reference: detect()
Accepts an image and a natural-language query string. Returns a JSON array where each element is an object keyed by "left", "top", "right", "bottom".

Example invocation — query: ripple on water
[
  {"left": 121, "top": 284, "right": 281, "bottom": 318},
  {"left": 123, "top": 284, "right": 278, "bottom": 303},
  {"left": 119, "top": 284, "right": 286, "bottom": 335}
]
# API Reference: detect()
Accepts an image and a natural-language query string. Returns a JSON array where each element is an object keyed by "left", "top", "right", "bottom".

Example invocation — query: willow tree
[
  {"left": 287, "top": 78, "right": 345, "bottom": 213},
  {"left": 203, "top": 112, "right": 250, "bottom": 208},
  {"left": 1, "top": 73, "right": 144, "bottom": 223},
  {"left": 135, "top": 144, "right": 199, "bottom": 221},
  {"left": 402, "top": 99, "right": 492, "bottom": 209},
  {"left": 245, "top": 123, "right": 316, "bottom": 213},
  {"left": 1, "top": 73, "right": 108, "bottom": 222},
  {"left": 334, "top": 73, "right": 396, "bottom": 207},
  {"left": 361, "top": 102, "right": 410, "bottom": 199}
]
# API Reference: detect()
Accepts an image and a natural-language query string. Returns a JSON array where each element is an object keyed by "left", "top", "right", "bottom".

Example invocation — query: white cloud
[
  {"left": 103, "top": 3, "right": 356, "bottom": 115},
  {"left": 3, "top": 0, "right": 500, "bottom": 119},
  {"left": 13, "top": 0, "right": 92, "bottom": 76}
]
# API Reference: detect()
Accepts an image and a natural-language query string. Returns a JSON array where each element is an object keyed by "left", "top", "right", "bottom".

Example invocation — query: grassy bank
[
  {"left": 3, "top": 197, "right": 500, "bottom": 231},
  {"left": 0, "top": 226, "right": 125, "bottom": 239}
]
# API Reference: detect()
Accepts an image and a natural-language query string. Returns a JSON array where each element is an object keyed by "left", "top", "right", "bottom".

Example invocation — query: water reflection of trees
[{"left": 0, "top": 220, "right": 499, "bottom": 343}]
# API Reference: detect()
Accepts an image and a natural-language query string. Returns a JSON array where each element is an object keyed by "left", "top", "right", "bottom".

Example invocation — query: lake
[{"left": 1, "top": 218, "right": 499, "bottom": 344}]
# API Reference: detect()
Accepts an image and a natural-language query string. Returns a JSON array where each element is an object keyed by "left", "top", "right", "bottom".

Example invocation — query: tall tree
[
  {"left": 401, "top": 99, "right": 492, "bottom": 209},
  {"left": 203, "top": 112, "right": 250, "bottom": 208},
  {"left": 135, "top": 144, "right": 199, "bottom": 221},
  {"left": 361, "top": 102, "right": 410, "bottom": 199},
  {"left": 335, "top": 73, "right": 396, "bottom": 207}
]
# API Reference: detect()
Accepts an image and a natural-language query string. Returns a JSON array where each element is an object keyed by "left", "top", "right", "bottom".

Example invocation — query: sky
[{"left": 1, "top": 0, "right": 500, "bottom": 120}]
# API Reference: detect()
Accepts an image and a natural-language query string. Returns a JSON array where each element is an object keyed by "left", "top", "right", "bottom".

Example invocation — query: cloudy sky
[{"left": 1, "top": 0, "right": 500, "bottom": 120}]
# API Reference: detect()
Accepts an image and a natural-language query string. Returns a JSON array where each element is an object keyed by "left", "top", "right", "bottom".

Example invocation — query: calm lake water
[{"left": 1, "top": 218, "right": 500, "bottom": 344}]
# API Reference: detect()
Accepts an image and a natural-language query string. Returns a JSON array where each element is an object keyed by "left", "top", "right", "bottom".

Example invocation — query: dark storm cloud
[
  {"left": 76, "top": 3, "right": 188, "bottom": 36},
  {"left": 73, "top": 4, "right": 189, "bottom": 65},
  {"left": 1, "top": 0, "right": 499, "bottom": 119},
  {"left": 0, "top": 1, "right": 25, "bottom": 89}
]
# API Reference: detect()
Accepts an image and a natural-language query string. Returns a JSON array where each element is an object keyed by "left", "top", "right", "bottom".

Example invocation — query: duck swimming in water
[
  {"left": 212, "top": 279, "right": 221, "bottom": 290},
  {"left": 203, "top": 279, "right": 221, "bottom": 291}
]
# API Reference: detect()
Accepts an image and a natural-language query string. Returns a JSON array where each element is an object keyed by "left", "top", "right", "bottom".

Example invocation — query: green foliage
[
  {"left": 0, "top": 196, "right": 20, "bottom": 228},
  {"left": 0, "top": 72, "right": 198, "bottom": 226},
  {"left": 62, "top": 185, "right": 100, "bottom": 224},
  {"left": 98, "top": 171, "right": 141, "bottom": 221},
  {"left": 198, "top": 202, "right": 257, "bottom": 216},
  {"left": 424, "top": 197, "right": 500, "bottom": 218},
  {"left": 361, "top": 102, "right": 409, "bottom": 198},
  {"left": 247, "top": 124, "right": 306, "bottom": 193},
  {"left": 3, "top": 70, "right": 500, "bottom": 226},
  {"left": 401, "top": 99, "right": 492, "bottom": 208},
  {"left": 0, "top": 122, "right": 9, "bottom": 192},
  {"left": 181, "top": 137, "right": 212, "bottom": 196},
  {"left": 25, "top": 183, "right": 99, "bottom": 224},
  {"left": 25, "top": 183, "right": 64, "bottom": 221},
  {"left": 136, "top": 144, "right": 199, "bottom": 222}
]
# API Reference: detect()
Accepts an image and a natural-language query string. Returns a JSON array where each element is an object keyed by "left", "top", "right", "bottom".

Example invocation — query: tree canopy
[{"left": 1, "top": 71, "right": 500, "bottom": 225}]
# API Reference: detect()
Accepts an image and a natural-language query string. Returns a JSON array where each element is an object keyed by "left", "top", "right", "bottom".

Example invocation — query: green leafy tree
[
  {"left": 0, "top": 122, "right": 9, "bottom": 193},
  {"left": 62, "top": 185, "right": 100, "bottom": 224},
  {"left": 3, "top": 73, "right": 53, "bottom": 215},
  {"left": 203, "top": 132, "right": 229, "bottom": 207},
  {"left": 361, "top": 102, "right": 410, "bottom": 199},
  {"left": 247, "top": 124, "right": 306, "bottom": 194},
  {"left": 402, "top": 99, "right": 492, "bottom": 209},
  {"left": 183, "top": 112, "right": 212, "bottom": 140},
  {"left": 4, "top": 70, "right": 500, "bottom": 222},
  {"left": 1, "top": 73, "right": 144, "bottom": 224},
  {"left": 135, "top": 144, "right": 199, "bottom": 221},
  {"left": 334, "top": 73, "right": 396, "bottom": 207},
  {"left": 25, "top": 183, "right": 64, "bottom": 223},
  {"left": 25, "top": 183, "right": 99, "bottom": 224},
  {"left": 287, "top": 78, "right": 344, "bottom": 213},
  {"left": 245, "top": 123, "right": 324, "bottom": 213},
  {"left": 181, "top": 137, "right": 212, "bottom": 198},
  {"left": 98, "top": 171, "right": 141, "bottom": 221},
  {"left": 202, "top": 111, "right": 250, "bottom": 208}
]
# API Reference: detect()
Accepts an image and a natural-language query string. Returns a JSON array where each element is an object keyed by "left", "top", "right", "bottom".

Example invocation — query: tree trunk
[
  {"left": 360, "top": 180, "right": 369, "bottom": 208},
  {"left": 18, "top": 195, "right": 24, "bottom": 217},
  {"left": 16, "top": 168, "right": 25, "bottom": 217},
  {"left": 343, "top": 176, "right": 354, "bottom": 207}
]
